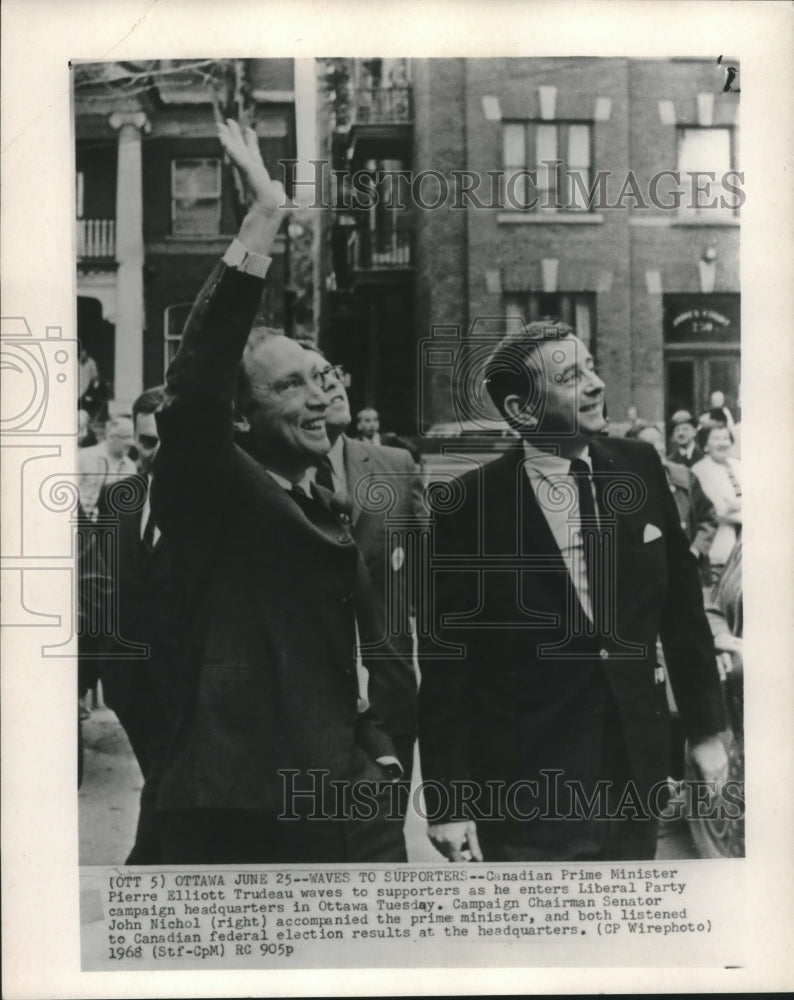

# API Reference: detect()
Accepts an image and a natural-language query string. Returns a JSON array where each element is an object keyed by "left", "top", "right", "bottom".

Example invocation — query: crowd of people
[{"left": 77, "top": 120, "right": 741, "bottom": 865}]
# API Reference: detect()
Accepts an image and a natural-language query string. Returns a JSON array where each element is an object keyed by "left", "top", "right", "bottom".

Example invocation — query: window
[
  {"left": 164, "top": 303, "right": 192, "bottom": 372},
  {"left": 677, "top": 127, "right": 734, "bottom": 217},
  {"left": 171, "top": 159, "right": 222, "bottom": 235},
  {"left": 504, "top": 293, "right": 596, "bottom": 351},
  {"left": 503, "top": 122, "right": 593, "bottom": 212}
]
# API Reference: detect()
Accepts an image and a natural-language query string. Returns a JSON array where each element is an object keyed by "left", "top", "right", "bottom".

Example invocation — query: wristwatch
[{"left": 222, "top": 238, "right": 272, "bottom": 279}]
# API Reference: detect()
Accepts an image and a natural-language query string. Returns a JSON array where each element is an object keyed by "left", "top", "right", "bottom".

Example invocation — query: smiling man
[
  {"left": 150, "top": 121, "right": 402, "bottom": 864},
  {"left": 418, "top": 321, "right": 728, "bottom": 862}
]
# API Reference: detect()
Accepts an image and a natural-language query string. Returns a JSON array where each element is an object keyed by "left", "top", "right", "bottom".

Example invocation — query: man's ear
[
  {"left": 233, "top": 414, "right": 251, "bottom": 434},
  {"left": 504, "top": 394, "right": 538, "bottom": 431}
]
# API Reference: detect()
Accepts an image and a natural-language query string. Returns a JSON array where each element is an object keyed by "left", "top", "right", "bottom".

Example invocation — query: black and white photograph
[
  {"left": 2, "top": 1, "right": 793, "bottom": 996},
  {"left": 73, "top": 53, "right": 744, "bottom": 870}
]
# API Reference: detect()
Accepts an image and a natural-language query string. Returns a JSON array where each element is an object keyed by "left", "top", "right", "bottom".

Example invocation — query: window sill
[
  {"left": 672, "top": 215, "right": 740, "bottom": 227},
  {"left": 496, "top": 212, "right": 604, "bottom": 225},
  {"left": 147, "top": 234, "right": 285, "bottom": 255}
]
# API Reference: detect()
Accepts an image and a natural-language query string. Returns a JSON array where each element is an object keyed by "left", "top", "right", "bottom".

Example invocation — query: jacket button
[
  {"left": 599, "top": 648, "right": 609, "bottom": 660},
  {"left": 337, "top": 534, "right": 349, "bottom": 544}
]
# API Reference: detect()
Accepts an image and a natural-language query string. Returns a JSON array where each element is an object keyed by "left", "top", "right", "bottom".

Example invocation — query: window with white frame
[
  {"left": 677, "top": 127, "right": 734, "bottom": 217},
  {"left": 163, "top": 303, "right": 192, "bottom": 372},
  {"left": 504, "top": 293, "right": 596, "bottom": 351},
  {"left": 171, "top": 159, "right": 222, "bottom": 235},
  {"left": 503, "top": 122, "right": 593, "bottom": 212}
]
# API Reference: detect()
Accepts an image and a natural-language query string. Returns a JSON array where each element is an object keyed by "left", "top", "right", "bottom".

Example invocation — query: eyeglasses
[
  {"left": 271, "top": 364, "right": 346, "bottom": 397},
  {"left": 314, "top": 364, "right": 345, "bottom": 388}
]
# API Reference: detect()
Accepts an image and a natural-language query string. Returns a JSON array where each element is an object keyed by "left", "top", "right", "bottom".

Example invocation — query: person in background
[
  {"left": 77, "top": 408, "right": 98, "bottom": 448},
  {"left": 667, "top": 410, "right": 703, "bottom": 468},
  {"left": 302, "top": 349, "right": 420, "bottom": 783},
  {"left": 77, "top": 415, "right": 136, "bottom": 519},
  {"left": 96, "top": 387, "right": 180, "bottom": 862},
  {"left": 631, "top": 423, "right": 717, "bottom": 585},
  {"left": 78, "top": 348, "right": 109, "bottom": 422},
  {"left": 356, "top": 406, "right": 381, "bottom": 445},
  {"left": 700, "top": 390, "right": 735, "bottom": 431},
  {"left": 691, "top": 424, "right": 742, "bottom": 583}
]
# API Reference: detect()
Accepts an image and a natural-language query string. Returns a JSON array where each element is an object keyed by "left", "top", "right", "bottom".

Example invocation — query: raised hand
[
  {"left": 217, "top": 119, "right": 285, "bottom": 218},
  {"left": 217, "top": 119, "right": 286, "bottom": 255}
]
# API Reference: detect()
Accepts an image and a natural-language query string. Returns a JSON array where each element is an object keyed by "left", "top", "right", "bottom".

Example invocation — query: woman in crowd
[{"left": 691, "top": 423, "right": 742, "bottom": 583}]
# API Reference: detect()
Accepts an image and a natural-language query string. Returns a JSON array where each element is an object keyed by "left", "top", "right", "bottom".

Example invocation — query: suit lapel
[
  {"left": 342, "top": 437, "right": 369, "bottom": 526},
  {"left": 486, "top": 445, "right": 561, "bottom": 558}
]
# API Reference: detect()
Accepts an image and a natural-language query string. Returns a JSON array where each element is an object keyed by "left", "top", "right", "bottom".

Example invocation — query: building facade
[
  {"left": 317, "top": 57, "right": 740, "bottom": 435},
  {"left": 74, "top": 59, "right": 297, "bottom": 413}
]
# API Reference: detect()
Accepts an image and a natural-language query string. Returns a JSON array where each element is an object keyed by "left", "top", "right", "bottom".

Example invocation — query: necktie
[
  {"left": 569, "top": 458, "right": 602, "bottom": 628},
  {"left": 141, "top": 509, "right": 156, "bottom": 555},
  {"left": 315, "top": 457, "right": 335, "bottom": 493}
]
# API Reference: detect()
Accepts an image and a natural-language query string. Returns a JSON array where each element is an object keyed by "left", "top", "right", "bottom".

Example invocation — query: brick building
[
  {"left": 316, "top": 57, "right": 740, "bottom": 435},
  {"left": 74, "top": 59, "right": 296, "bottom": 412}
]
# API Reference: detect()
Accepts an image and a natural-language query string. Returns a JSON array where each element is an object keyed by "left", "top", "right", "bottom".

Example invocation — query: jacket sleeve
[
  {"left": 355, "top": 554, "right": 414, "bottom": 753},
  {"left": 151, "top": 262, "right": 266, "bottom": 570},
  {"left": 416, "top": 481, "right": 479, "bottom": 822},
  {"left": 655, "top": 450, "right": 728, "bottom": 741}
]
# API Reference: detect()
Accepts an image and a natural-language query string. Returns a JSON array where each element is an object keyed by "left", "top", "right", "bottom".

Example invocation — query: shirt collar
[
  {"left": 266, "top": 468, "right": 313, "bottom": 497},
  {"left": 327, "top": 435, "right": 345, "bottom": 480},
  {"left": 522, "top": 440, "right": 592, "bottom": 476}
]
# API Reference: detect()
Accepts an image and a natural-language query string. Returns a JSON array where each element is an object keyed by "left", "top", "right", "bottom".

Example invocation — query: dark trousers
[
  {"left": 478, "top": 693, "right": 659, "bottom": 863},
  {"left": 158, "top": 808, "right": 407, "bottom": 865}
]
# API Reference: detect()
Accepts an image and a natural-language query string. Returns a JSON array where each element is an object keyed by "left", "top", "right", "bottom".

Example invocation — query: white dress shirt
[
  {"left": 522, "top": 442, "right": 596, "bottom": 621},
  {"left": 139, "top": 475, "right": 161, "bottom": 547}
]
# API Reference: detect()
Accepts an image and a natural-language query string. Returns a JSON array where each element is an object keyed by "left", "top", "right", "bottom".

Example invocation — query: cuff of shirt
[
  {"left": 222, "top": 238, "right": 272, "bottom": 279},
  {"left": 375, "top": 756, "right": 403, "bottom": 781}
]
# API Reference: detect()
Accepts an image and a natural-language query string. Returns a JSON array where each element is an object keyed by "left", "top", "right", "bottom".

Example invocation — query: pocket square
[{"left": 643, "top": 523, "right": 662, "bottom": 543}]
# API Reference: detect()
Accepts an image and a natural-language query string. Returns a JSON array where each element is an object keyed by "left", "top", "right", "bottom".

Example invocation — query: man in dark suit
[
  {"left": 302, "top": 350, "right": 420, "bottom": 781},
  {"left": 668, "top": 410, "right": 703, "bottom": 468},
  {"left": 97, "top": 386, "right": 179, "bottom": 862},
  {"left": 151, "top": 120, "right": 402, "bottom": 864},
  {"left": 418, "top": 321, "right": 728, "bottom": 862}
]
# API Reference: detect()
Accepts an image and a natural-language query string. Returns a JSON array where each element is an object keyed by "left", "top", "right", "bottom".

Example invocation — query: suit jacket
[
  {"left": 95, "top": 476, "right": 180, "bottom": 771},
  {"left": 418, "top": 438, "right": 726, "bottom": 835},
  {"left": 665, "top": 460, "right": 717, "bottom": 583},
  {"left": 668, "top": 443, "right": 704, "bottom": 469},
  {"left": 341, "top": 436, "right": 420, "bottom": 757},
  {"left": 151, "top": 262, "right": 395, "bottom": 813}
]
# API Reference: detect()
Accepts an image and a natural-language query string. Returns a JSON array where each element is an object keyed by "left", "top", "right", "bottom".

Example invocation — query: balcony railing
[
  {"left": 352, "top": 86, "right": 412, "bottom": 125},
  {"left": 347, "top": 225, "right": 413, "bottom": 271},
  {"left": 77, "top": 218, "right": 116, "bottom": 259}
]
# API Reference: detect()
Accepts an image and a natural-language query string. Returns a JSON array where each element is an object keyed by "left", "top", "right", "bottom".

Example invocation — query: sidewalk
[{"left": 78, "top": 710, "right": 696, "bottom": 865}]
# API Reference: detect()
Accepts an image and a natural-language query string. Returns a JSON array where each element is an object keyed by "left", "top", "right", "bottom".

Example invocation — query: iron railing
[
  {"left": 352, "top": 86, "right": 412, "bottom": 125},
  {"left": 77, "top": 218, "right": 116, "bottom": 259}
]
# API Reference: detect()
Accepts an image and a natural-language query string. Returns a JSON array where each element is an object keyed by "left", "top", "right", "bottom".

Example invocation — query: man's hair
[
  {"left": 132, "top": 385, "right": 165, "bottom": 423},
  {"left": 357, "top": 407, "right": 378, "bottom": 419},
  {"left": 484, "top": 320, "right": 574, "bottom": 420},
  {"left": 235, "top": 326, "right": 286, "bottom": 417},
  {"left": 296, "top": 339, "right": 325, "bottom": 357}
]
